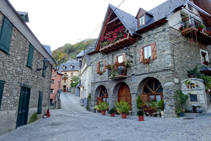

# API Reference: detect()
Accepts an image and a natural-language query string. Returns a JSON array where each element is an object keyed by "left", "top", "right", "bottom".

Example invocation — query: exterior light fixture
[
  {"left": 124, "top": 47, "right": 133, "bottom": 58},
  {"left": 36, "top": 58, "right": 48, "bottom": 71}
]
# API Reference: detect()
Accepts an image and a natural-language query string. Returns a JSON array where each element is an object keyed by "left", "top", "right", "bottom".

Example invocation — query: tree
[{"left": 72, "top": 76, "right": 79, "bottom": 83}]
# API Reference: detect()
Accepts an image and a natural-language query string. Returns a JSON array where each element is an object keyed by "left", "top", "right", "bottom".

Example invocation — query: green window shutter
[
  {"left": 42, "top": 61, "right": 46, "bottom": 77},
  {"left": 37, "top": 91, "right": 43, "bottom": 114},
  {"left": 0, "top": 80, "right": 5, "bottom": 110},
  {"left": 26, "top": 44, "right": 34, "bottom": 68},
  {"left": 0, "top": 16, "right": 13, "bottom": 54}
]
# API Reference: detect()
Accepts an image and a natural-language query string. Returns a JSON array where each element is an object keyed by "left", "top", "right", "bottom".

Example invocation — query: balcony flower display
[
  {"left": 142, "top": 58, "right": 151, "bottom": 64},
  {"left": 203, "top": 61, "right": 209, "bottom": 65},
  {"left": 179, "top": 25, "right": 184, "bottom": 31},
  {"left": 100, "top": 26, "right": 127, "bottom": 48},
  {"left": 204, "top": 30, "right": 211, "bottom": 36},
  {"left": 195, "top": 22, "right": 204, "bottom": 32},
  {"left": 105, "top": 64, "right": 113, "bottom": 70}
]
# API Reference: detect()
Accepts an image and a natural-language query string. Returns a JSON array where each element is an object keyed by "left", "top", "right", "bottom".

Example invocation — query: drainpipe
[{"left": 48, "top": 65, "right": 53, "bottom": 110}]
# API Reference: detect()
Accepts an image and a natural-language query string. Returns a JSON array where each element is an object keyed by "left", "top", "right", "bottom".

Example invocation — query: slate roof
[
  {"left": 43, "top": 44, "right": 51, "bottom": 55},
  {"left": 58, "top": 59, "right": 80, "bottom": 73}
]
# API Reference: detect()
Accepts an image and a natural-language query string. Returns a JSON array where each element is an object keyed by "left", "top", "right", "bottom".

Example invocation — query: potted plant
[
  {"left": 142, "top": 58, "right": 151, "bottom": 65},
  {"left": 157, "top": 100, "right": 164, "bottom": 117},
  {"left": 108, "top": 108, "right": 116, "bottom": 117},
  {"left": 105, "top": 64, "right": 113, "bottom": 70},
  {"left": 179, "top": 25, "right": 184, "bottom": 31},
  {"left": 203, "top": 61, "right": 209, "bottom": 65},
  {"left": 115, "top": 100, "right": 130, "bottom": 119},
  {"left": 184, "top": 80, "right": 191, "bottom": 88},
  {"left": 137, "top": 109, "right": 144, "bottom": 121},
  {"left": 98, "top": 102, "right": 109, "bottom": 115},
  {"left": 182, "top": 15, "right": 189, "bottom": 22},
  {"left": 195, "top": 23, "right": 205, "bottom": 32},
  {"left": 174, "top": 90, "right": 189, "bottom": 117}
]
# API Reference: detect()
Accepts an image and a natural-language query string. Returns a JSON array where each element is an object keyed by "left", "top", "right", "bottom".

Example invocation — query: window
[
  {"left": 71, "top": 72, "right": 74, "bottom": 76},
  {"left": 118, "top": 55, "right": 123, "bottom": 63},
  {"left": 0, "top": 80, "right": 5, "bottom": 109},
  {"left": 100, "top": 61, "right": 104, "bottom": 72},
  {"left": 188, "top": 4, "right": 193, "bottom": 11},
  {"left": 139, "top": 16, "right": 145, "bottom": 26},
  {"left": 139, "top": 43, "right": 157, "bottom": 63},
  {"left": 0, "top": 16, "right": 13, "bottom": 54},
  {"left": 26, "top": 43, "right": 34, "bottom": 68},
  {"left": 144, "top": 45, "right": 151, "bottom": 59},
  {"left": 51, "top": 89, "right": 54, "bottom": 93},
  {"left": 42, "top": 61, "right": 46, "bottom": 77},
  {"left": 51, "top": 79, "right": 55, "bottom": 84},
  {"left": 64, "top": 80, "right": 66, "bottom": 83},
  {"left": 190, "top": 94, "right": 197, "bottom": 102},
  {"left": 97, "top": 60, "right": 106, "bottom": 74},
  {"left": 37, "top": 91, "right": 43, "bottom": 114},
  {"left": 200, "top": 49, "right": 209, "bottom": 64}
]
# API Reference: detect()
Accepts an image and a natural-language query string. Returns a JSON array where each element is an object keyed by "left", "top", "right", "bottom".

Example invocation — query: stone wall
[
  {"left": 90, "top": 23, "right": 179, "bottom": 117},
  {"left": 0, "top": 12, "right": 52, "bottom": 135},
  {"left": 90, "top": 23, "right": 211, "bottom": 118}
]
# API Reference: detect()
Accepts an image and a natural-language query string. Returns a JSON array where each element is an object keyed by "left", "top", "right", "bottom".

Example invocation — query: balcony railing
[
  {"left": 62, "top": 75, "right": 68, "bottom": 80},
  {"left": 180, "top": 18, "right": 211, "bottom": 45},
  {"left": 108, "top": 66, "right": 127, "bottom": 80}
]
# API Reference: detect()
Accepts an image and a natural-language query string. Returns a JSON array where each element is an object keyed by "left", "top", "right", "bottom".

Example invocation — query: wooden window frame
[
  {"left": 97, "top": 60, "right": 106, "bottom": 74},
  {"left": 200, "top": 49, "right": 209, "bottom": 64},
  {"left": 137, "top": 13, "right": 146, "bottom": 28},
  {"left": 139, "top": 43, "right": 157, "bottom": 63},
  {"left": 139, "top": 15, "right": 145, "bottom": 26}
]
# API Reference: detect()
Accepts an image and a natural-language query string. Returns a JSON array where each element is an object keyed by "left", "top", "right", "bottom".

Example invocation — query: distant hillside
[{"left": 52, "top": 39, "right": 97, "bottom": 64}]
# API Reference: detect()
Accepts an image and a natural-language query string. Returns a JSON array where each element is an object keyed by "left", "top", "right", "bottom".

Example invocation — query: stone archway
[
  {"left": 118, "top": 83, "right": 132, "bottom": 110},
  {"left": 141, "top": 78, "right": 163, "bottom": 102}
]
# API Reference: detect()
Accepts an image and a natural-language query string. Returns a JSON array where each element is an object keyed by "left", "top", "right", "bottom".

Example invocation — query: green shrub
[
  {"left": 157, "top": 100, "right": 164, "bottom": 111},
  {"left": 98, "top": 102, "right": 109, "bottom": 111},
  {"left": 115, "top": 100, "right": 130, "bottom": 114},
  {"left": 108, "top": 108, "right": 115, "bottom": 114},
  {"left": 29, "top": 112, "right": 38, "bottom": 124},
  {"left": 137, "top": 110, "right": 144, "bottom": 116},
  {"left": 136, "top": 95, "right": 143, "bottom": 109}
]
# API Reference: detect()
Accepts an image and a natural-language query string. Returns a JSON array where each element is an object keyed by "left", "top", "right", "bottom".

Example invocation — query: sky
[{"left": 9, "top": 0, "right": 167, "bottom": 51}]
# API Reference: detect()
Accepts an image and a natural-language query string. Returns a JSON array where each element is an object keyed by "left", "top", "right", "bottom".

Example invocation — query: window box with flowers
[
  {"left": 100, "top": 26, "right": 127, "bottom": 48},
  {"left": 142, "top": 58, "right": 151, "bottom": 65},
  {"left": 204, "top": 30, "right": 211, "bottom": 36},
  {"left": 182, "top": 15, "right": 189, "bottom": 22},
  {"left": 203, "top": 61, "right": 209, "bottom": 65},
  {"left": 195, "top": 22, "right": 205, "bottom": 32}
]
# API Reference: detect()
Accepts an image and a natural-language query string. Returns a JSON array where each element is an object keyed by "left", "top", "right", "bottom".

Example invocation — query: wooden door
[
  {"left": 63, "top": 86, "right": 66, "bottom": 92},
  {"left": 118, "top": 84, "right": 132, "bottom": 110},
  {"left": 16, "top": 86, "right": 30, "bottom": 128}
]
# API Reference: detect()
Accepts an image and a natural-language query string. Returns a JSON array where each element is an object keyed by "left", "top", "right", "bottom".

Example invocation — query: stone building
[
  {"left": 0, "top": 0, "right": 55, "bottom": 135},
  {"left": 58, "top": 58, "right": 80, "bottom": 92},
  {"left": 88, "top": 0, "right": 211, "bottom": 117}
]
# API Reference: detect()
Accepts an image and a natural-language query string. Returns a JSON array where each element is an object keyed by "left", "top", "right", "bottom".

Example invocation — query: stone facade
[
  {"left": 0, "top": 10, "right": 53, "bottom": 135},
  {"left": 90, "top": 22, "right": 211, "bottom": 118}
]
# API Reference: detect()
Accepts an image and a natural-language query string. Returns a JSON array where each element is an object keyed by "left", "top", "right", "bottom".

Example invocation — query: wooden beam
[{"left": 107, "top": 17, "right": 119, "bottom": 25}]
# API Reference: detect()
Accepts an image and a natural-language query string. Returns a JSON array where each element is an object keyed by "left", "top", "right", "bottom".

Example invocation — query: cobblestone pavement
[{"left": 0, "top": 92, "right": 211, "bottom": 141}]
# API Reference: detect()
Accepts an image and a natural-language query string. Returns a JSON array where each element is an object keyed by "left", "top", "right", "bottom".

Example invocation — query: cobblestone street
[{"left": 0, "top": 92, "right": 211, "bottom": 141}]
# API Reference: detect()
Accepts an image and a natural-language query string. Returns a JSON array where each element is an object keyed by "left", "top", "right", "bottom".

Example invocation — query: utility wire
[{"left": 56, "top": 0, "right": 125, "bottom": 67}]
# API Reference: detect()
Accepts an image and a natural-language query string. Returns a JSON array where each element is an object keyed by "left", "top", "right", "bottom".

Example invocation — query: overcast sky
[{"left": 9, "top": 0, "right": 166, "bottom": 51}]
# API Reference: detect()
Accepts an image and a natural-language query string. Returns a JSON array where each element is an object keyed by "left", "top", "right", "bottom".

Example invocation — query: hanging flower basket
[
  {"left": 142, "top": 58, "right": 151, "bottom": 65},
  {"left": 182, "top": 16, "right": 189, "bottom": 22},
  {"left": 105, "top": 64, "right": 113, "bottom": 70}
]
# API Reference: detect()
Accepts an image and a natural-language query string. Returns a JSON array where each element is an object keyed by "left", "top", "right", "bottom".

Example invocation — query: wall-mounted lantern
[{"left": 36, "top": 58, "right": 49, "bottom": 71}]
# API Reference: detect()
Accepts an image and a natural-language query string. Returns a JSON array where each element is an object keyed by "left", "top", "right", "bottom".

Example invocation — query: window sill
[
  {"left": 0, "top": 49, "right": 10, "bottom": 56},
  {"left": 25, "top": 65, "right": 32, "bottom": 70}
]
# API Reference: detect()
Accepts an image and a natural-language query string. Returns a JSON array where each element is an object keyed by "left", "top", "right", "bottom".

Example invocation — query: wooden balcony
[
  {"left": 100, "top": 34, "right": 136, "bottom": 54},
  {"left": 62, "top": 75, "right": 68, "bottom": 80},
  {"left": 108, "top": 66, "right": 127, "bottom": 80},
  {"left": 181, "top": 27, "right": 211, "bottom": 45}
]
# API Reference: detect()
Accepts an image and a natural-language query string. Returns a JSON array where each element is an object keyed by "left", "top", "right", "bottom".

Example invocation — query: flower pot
[
  {"left": 110, "top": 112, "right": 115, "bottom": 117},
  {"left": 161, "top": 111, "right": 164, "bottom": 118},
  {"left": 186, "top": 85, "right": 189, "bottom": 88},
  {"left": 138, "top": 116, "right": 144, "bottom": 121},
  {"left": 122, "top": 113, "right": 127, "bottom": 119},
  {"left": 101, "top": 111, "right": 106, "bottom": 115}
]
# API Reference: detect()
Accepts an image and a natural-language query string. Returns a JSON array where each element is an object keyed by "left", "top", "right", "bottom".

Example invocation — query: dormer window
[
  {"left": 139, "top": 16, "right": 145, "bottom": 26},
  {"left": 63, "top": 65, "right": 65, "bottom": 69},
  {"left": 70, "top": 65, "right": 74, "bottom": 69}
]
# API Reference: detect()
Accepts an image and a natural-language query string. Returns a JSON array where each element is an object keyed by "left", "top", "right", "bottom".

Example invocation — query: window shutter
[
  {"left": 0, "top": 17, "right": 13, "bottom": 54},
  {"left": 0, "top": 80, "right": 5, "bottom": 109},
  {"left": 37, "top": 91, "right": 43, "bottom": 114},
  {"left": 26, "top": 44, "right": 34, "bottom": 68},
  {"left": 42, "top": 61, "right": 46, "bottom": 77},
  {"left": 97, "top": 62, "right": 100, "bottom": 73},
  {"left": 123, "top": 53, "right": 126, "bottom": 61},
  {"left": 151, "top": 43, "right": 157, "bottom": 60},
  {"left": 103, "top": 60, "right": 106, "bottom": 72},
  {"left": 139, "top": 48, "right": 144, "bottom": 63},
  {"left": 114, "top": 56, "right": 118, "bottom": 70}
]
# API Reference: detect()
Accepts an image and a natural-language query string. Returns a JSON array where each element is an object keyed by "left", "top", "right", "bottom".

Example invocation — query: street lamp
[
  {"left": 36, "top": 58, "right": 49, "bottom": 71},
  {"left": 124, "top": 47, "right": 133, "bottom": 58}
]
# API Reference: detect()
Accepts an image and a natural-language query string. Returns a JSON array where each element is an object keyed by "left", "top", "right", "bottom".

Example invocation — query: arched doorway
[
  {"left": 142, "top": 78, "right": 163, "bottom": 102},
  {"left": 118, "top": 83, "right": 132, "bottom": 109},
  {"left": 97, "top": 86, "right": 108, "bottom": 105}
]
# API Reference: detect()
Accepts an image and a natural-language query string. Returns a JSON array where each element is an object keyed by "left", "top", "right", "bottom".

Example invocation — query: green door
[
  {"left": 16, "top": 86, "right": 31, "bottom": 128},
  {"left": 37, "top": 91, "right": 43, "bottom": 114}
]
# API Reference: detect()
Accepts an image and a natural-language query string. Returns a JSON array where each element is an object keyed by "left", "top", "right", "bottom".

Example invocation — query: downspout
[{"left": 48, "top": 65, "right": 53, "bottom": 110}]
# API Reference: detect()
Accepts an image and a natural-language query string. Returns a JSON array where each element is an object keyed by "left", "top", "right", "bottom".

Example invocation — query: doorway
[{"left": 118, "top": 83, "right": 132, "bottom": 110}]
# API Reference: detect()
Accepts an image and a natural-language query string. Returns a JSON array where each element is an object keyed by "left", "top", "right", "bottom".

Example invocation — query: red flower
[
  {"left": 123, "top": 34, "right": 127, "bottom": 38},
  {"left": 198, "top": 27, "right": 202, "bottom": 31},
  {"left": 196, "top": 22, "right": 198, "bottom": 25}
]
